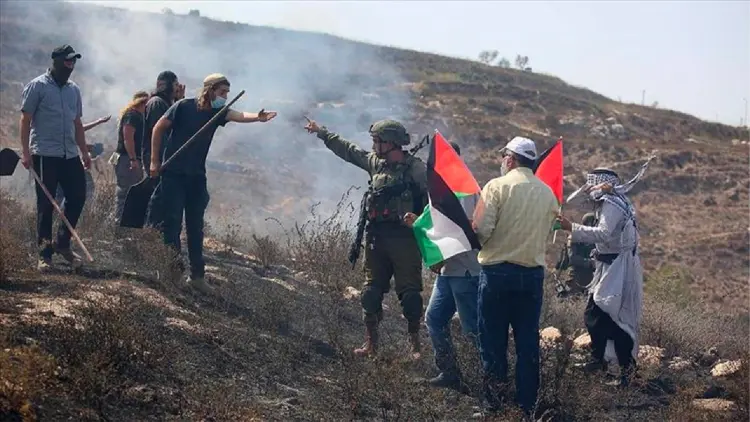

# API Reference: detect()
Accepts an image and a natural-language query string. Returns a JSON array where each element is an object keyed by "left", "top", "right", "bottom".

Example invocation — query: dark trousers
[
  {"left": 584, "top": 295, "right": 635, "bottom": 370},
  {"left": 159, "top": 173, "right": 209, "bottom": 278},
  {"left": 145, "top": 177, "right": 164, "bottom": 230},
  {"left": 478, "top": 262, "right": 544, "bottom": 413},
  {"left": 32, "top": 155, "right": 86, "bottom": 258}
]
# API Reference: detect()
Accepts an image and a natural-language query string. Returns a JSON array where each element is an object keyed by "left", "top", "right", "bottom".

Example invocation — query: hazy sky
[{"left": 70, "top": 0, "right": 749, "bottom": 126}]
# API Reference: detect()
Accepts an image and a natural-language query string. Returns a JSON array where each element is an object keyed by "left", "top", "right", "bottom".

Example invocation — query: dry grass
[{"left": 1, "top": 180, "right": 748, "bottom": 421}]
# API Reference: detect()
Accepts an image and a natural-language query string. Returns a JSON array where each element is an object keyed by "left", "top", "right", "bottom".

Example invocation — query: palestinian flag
[
  {"left": 412, "top": 131, "right": 482, "bottom": 267},
  {"left": 534, "top": 138, "right": 564, "bottom": 204},
  {"left": 534, "top": 138, "right": 564, "bottom": 231}
]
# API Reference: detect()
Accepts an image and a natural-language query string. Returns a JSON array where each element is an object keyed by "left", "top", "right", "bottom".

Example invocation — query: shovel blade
[
  {"left": 119, "top": 177, "right": 158, "bottom": 228},
  {"left": 0, "top": 148, "right": 20, "bottom": 176}
]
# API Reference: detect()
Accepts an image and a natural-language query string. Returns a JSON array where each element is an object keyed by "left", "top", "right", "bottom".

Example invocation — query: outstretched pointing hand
[{"left": 304, "top": 116, "right": 320, "bottom": 134}]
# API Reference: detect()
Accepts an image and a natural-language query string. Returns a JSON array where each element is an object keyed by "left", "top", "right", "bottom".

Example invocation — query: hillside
[
  {"left": 2, "top": 191, "right": 748, "bottom": 421},
  {"left": 1, "top": 0, "right": 747, "bottom": 314},
  {"left": 1, "top": 1, "right": 749, "bottom": 420}
]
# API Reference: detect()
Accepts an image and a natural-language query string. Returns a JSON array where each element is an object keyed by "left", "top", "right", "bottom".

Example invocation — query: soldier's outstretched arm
[{"left": 304, "top": 117, "right": 372, "bottom": 172}]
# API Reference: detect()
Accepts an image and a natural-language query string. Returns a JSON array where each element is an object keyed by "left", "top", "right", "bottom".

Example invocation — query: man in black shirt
[
  {"left": 142, "top": 71, "right": 183, "bottom": 167},
  {"left": 143, "top": 71, "right": 184, "bottom": 229},
  {"left": 149, "top": 73, "right": 277, "bottom": 292}
]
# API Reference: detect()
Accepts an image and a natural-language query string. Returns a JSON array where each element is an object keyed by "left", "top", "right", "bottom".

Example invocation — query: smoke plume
[{"left": 0, "top": 1, "right": 417, "bottom": 233}]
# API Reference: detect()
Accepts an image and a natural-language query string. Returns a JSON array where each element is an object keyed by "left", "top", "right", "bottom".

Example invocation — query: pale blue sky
[{"left": 71, "top": 0, "right": 749, "bottom": 126}]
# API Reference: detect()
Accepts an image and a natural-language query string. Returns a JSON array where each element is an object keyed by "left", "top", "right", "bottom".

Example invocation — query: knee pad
[{"left": 360, "top": 286, "right": 384, "bottom": 315}]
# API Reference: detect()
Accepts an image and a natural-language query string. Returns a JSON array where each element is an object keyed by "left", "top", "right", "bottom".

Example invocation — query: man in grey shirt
[
  {"left": 19, "top": 44, "right": 91, "bottom": 271},
  {"left": 424, "top": 141, "right": 481, "bottom": 391}
]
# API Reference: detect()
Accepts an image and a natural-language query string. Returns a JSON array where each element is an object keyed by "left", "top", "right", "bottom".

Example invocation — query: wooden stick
[{"left": 27, "top": 166, "right": 93, "bottom": 262}]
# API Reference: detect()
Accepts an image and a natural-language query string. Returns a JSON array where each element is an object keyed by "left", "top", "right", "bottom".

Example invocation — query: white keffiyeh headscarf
[{"left": 566, "top": 151, "right": 658, "bottom": 205}]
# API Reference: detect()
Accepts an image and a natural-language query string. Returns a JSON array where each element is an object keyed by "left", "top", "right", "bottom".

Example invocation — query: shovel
[
  {"left": 119, "top": 89, "right": 246, "bottom": 228},
  {"left": 0, "top": 148, "right": 94, "bottom": 262}
]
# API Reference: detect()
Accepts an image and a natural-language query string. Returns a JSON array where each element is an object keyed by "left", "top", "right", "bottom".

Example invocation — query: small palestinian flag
[
  {"left": 534, "top": 138, "right": 564, "bottom": 230},
  {"left": 412, "top": 131, "right": 482, "bottom": 267},
  {"left": 534, "top": 138, "right": 564, "bottom": 203}
]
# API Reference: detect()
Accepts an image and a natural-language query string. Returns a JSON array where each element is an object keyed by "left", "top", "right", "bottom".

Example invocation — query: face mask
[
  {"left": 211, "top": 96, "right": 227, "bottom": 109},
  {"left": 52, "top": 59, "right": 73, "bottom": 83},
  {"left": 500, "top": 157, "right": 510, "bottom": 176}
]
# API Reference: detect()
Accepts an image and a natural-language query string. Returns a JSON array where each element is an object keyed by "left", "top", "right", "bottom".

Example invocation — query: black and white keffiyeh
[{"left": 566, "top": 151, "right": 658, "bottom": 204}]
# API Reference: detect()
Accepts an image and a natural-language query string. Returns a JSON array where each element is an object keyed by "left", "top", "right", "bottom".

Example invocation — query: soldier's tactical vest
[{"left": 366, "top": 156, "right": 424, "bottom": 223}]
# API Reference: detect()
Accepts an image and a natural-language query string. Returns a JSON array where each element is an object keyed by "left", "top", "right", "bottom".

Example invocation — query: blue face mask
[{"left": 211, "top": 96, "right": 227, "bottom": 109}]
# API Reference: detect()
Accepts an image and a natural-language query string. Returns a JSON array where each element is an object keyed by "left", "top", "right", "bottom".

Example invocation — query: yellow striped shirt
[{"left": 474, "top": 167, "right": 559, "bottom": 268}]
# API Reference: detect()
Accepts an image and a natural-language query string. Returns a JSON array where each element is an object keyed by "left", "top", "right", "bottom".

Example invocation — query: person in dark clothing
[
  {"left": 142, "top": 71, "right": 183, "bottom": 167},
  {"left": 148, "top": 73, "right": 277, "bottom": 292},
  {"left": 554, "top": 212, "right": 597, "bottom": 297},
  {"left": 143, "top": 71, "right": 184, "bottom": 229},
  {"left": 19, "top": 44, "right": 91, "bottom": 271},
  {"left": 112, "top": 91, "right": 149, "bottom": 220}
]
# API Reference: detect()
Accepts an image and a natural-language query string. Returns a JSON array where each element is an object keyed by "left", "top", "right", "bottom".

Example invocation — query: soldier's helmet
[
  {"left": 581, "top": 212, "right": 597, "bottom": 227},
  {"left": 369, "top": 120, "right": 410, "bottom": 146}
]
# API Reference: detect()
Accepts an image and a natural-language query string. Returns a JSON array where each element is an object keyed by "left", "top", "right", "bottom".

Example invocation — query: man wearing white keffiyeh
[{"left": 557, "top": 167, "right": 646, "bottom": 387}]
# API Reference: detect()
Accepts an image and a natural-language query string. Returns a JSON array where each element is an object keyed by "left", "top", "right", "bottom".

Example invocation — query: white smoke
[{"left": 0, "top": 0, "right": 417, "bottom": 232}]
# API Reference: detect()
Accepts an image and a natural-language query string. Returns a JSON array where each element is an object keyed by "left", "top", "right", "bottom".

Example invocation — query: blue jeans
[
  {"left": 425, "top": 274, "right": 479, "bottom": 377},
  {"left": 478, "top": 262, "right": 544, "bottom": 413}
]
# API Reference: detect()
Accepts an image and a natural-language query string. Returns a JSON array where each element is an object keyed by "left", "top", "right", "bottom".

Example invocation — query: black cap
[
  {"left": 51, "top": 45, "right": 81, "bottom": 60},
  {"left": 450, "top": 141, "right": 461, "bottom": 156}
]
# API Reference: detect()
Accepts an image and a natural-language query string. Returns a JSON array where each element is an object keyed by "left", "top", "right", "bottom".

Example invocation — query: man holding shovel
[
  {"left": 144, "top": 71, "right": 184, "bottom": 230},
  {"left": 19, "top": 45, "right": 91, "bottom": 272},
  {"left": 148, "top": 73, "right": 277, "bottom": 292}
]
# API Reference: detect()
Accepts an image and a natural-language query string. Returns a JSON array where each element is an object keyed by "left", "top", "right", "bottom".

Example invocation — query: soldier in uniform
[
  {"left": 304, "top": 117, "right": 428, "bottom": 358},
  {"left": 554, "top": 212, "right": 597, "bottom": 297}
]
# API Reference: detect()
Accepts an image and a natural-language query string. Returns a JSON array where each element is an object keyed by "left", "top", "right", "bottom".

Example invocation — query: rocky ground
[{"left": 1, "top": 191, "right": 748, "bottom": 421}]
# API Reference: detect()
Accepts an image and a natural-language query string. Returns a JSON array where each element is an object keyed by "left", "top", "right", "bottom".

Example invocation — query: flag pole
[{"left": 552, "top": 136, "right": 563, "bottom": 245}]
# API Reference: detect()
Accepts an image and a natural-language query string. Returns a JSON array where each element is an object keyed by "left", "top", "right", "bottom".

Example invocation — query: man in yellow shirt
[{"left": 472, "top": 136, "right": 559, "bottom": 416}]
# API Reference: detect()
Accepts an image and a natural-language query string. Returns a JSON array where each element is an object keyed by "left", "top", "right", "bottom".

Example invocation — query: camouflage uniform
[
  {"left": 315, "top": 120, "right": 428, "bottom": 355},
  {"left": 556, "top": 213, "right": 597, "bottom": 296}
]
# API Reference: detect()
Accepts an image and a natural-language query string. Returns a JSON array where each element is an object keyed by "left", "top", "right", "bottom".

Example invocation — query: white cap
[{"left": 501, "top": 136, "right": 537, "bottom": 160}]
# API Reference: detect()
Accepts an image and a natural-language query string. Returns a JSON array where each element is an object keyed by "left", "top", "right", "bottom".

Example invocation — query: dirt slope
[{"left": 2, "top": 190, "right": 748, "bottom": 420}]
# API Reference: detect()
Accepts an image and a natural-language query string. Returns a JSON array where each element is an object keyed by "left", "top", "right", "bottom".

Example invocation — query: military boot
[{"left": 354, "top": 321, "right": 379, "bottom": 357}]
